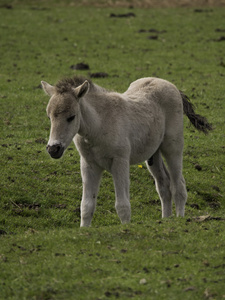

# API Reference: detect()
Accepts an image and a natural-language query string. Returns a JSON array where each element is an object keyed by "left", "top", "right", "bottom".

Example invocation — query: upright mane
[
  {"left": 55, "top": 75, "right": 110, "bottom": 95},
  {"left": 55, "top": 76, "right": 93, "bottom": 94}
]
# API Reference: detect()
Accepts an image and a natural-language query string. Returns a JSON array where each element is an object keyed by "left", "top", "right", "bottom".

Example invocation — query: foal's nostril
[{"left": 46, "top": 144, "right": 64, "bottom": 159}]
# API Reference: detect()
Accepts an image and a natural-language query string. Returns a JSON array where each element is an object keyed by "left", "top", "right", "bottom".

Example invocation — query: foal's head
[{"left": 41, "top": 77, "right": 90, "bottom": 159}]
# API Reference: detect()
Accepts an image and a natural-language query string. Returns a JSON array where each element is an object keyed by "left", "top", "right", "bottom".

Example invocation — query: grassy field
[{"left": 0, "top": 2, "right": 225, "bottom": 299}]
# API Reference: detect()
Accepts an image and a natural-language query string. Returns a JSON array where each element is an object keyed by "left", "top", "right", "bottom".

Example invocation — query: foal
[{"left": 41, "top": 76, "right": 211, "bottom": 227}]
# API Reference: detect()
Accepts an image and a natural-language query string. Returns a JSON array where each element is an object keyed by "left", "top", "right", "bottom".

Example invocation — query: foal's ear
[
  {"left": 73, "top": 80, "right": 89, "bottom": 100},
  {"left": 41, "top": 81, "right": 55, "bottom": 96}
]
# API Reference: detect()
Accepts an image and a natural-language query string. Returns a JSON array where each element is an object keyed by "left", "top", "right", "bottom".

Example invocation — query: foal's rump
[
  {"left": 126, "top": 77, "right": 184, "bottom": 119},
  {"left": 126, "top": 77, "right": 180, "bottom": 101},
  {"left": 128, "top": 77, "right": 212, "bottom": 135},
  {"left": 124, "top": 78, "right": 180, "bottom": 164}
]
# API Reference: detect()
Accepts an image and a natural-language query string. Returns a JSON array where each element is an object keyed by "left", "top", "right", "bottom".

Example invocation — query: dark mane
[{"left": 55, "top": 76, "right": 93, "bottom": 94}]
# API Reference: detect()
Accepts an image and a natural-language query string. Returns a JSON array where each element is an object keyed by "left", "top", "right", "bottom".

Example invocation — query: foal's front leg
[
  {"left": 111, "top": 158, "right": 131, "bottom": 224},
  {"left": 80, "top": 157, "right": 103, "bottom": 227}
]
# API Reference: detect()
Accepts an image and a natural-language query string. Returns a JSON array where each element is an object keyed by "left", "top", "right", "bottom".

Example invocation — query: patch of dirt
[
  {"left": 0, "top": 4, "right": 13, "bottom": 9},
  {"left": 215, "top": 28, "right": 225, "bottom": 32},
  {"left": 35, "top": 138, "right": 47, "bottom": 144},
  {"left": 189, "top": 203, "right": 200, "bottom": 209},
  {"left": 213, "top": 36, "right": 225, "bottom": 42},
  {"left": 138, "top": 29, "right": 167, "bottom": 34},
  {"left": 0, "top": 229, "right": 7, "bottom": 235},
  {"left": 70, "top": 63, "right": 90, "bottom": 70},
  {"left": 11, "top": 202, "right": 41, "bottom": 214},
  {"left": 90, "top": 72, "right": 109, "bottom": 78},
  {"left": 147, "top": 35, "right": 158, "bottom": 40},
  {"left": 110, "top": 12, "right": 136, "bottom": 17}
]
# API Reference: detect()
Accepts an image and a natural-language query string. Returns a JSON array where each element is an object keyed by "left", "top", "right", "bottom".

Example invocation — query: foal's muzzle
[{"left": 46, "top": 143, "right": 64, "bottom": 159}]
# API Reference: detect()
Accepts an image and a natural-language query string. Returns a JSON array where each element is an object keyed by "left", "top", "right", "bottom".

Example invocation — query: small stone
[{"left": 139, "top": 278, "right": 147, "bottom": 285}]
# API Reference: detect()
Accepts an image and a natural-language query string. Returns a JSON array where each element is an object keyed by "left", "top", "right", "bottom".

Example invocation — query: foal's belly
[
  {"left": 129, "top": 130, "right": 164, "bottom": 165},
  {"left": 130, "top": 144, "right": 159, "bottom": 165},
  {"left": 75, "top": 124, "right": 164, "bottom": 170}
]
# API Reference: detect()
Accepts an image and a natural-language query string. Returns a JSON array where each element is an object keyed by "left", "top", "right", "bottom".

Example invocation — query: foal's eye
[{"left": 67, "top": 115, "right": 75, "bottom": 123}]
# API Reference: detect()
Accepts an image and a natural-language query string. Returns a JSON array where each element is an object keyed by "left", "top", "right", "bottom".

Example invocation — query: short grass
[
  {"left": 1, "top": 220, "right": 225, "bottom": 299},
  {"left": 0, "top": 2, "right": 225, "bottom": 299}
]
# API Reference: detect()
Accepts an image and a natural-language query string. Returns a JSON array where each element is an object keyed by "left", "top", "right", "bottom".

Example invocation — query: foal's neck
[
  {"left": 78, "top": 85, "right": 123, "bottom": 139},
  {"left": 78, "top": 95, "right": 101, "bottom": 139}
]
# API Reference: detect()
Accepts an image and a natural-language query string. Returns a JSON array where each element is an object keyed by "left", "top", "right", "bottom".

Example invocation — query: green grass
[
  {"left": 0, "top": 2, "right": 225, "bottom": 299},
  {"left": 1, "top": 221, "right": 225, "bottom": 299}
]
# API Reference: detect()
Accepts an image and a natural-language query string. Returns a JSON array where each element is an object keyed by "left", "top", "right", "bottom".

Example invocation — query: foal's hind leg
[
  {"left": 161, "top": 141, "right": 187, "bottom": 217},
  {"left": 146, "top": 150, "right": 172, "bottom": 217},
  {"left": 80, "top": 157, "right": 103, "bottom": 227}
]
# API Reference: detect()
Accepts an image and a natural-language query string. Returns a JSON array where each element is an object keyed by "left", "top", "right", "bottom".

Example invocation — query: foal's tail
[{"left": 180, "top": 91, "right": 212, "bottom": 134}]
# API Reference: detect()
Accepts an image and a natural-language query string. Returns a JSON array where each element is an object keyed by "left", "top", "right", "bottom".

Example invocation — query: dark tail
[{"left": 180, "top": 91, "right": 212, "bottom": 134}]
